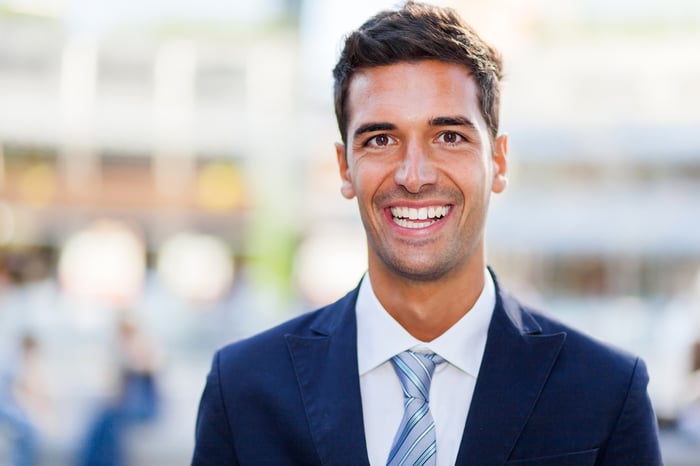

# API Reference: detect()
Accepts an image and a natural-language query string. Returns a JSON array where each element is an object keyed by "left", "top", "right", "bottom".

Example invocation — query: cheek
[
  {"left": 353, "top": 161, "right": 389, "bottom": 194},
  {"left": 446, "top": 160, "right": 484, "bottom": 186},
  {"left": 354, "top": 179, "right": 376, "bottom": 206}
]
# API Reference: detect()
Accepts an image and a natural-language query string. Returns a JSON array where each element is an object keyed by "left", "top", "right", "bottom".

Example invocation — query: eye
[
  {"left": 365, "top": 134, "right": 394, "bottom": 148},
  {"left": 437, "top": 131, "right": 465, "bottom": 145}
]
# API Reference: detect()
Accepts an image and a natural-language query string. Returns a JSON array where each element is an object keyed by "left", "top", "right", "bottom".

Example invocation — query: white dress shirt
[{"left": 356, "top": 270, "right": 495, "bottom": 466}]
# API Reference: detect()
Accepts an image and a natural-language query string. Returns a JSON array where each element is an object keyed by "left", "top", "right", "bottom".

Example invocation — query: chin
[{"left": 389, "top": 260, "right": 455, "bottom": 282}]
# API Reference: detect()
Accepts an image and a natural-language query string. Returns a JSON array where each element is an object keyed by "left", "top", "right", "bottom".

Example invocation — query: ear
[
  {"left": 335, "top": 142, "right": 356, "bottom": 199},
  {"left": 491, "top": 134, "right": 508, "bottom": 194}
]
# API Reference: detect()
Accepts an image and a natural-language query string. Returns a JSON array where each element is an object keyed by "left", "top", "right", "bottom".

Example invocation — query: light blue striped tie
[{"left": 387, "top": 351, "right": 444, "bottom": 466}]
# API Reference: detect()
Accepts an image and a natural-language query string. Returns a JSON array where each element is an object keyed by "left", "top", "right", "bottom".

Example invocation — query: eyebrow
[
  {"left": 429, "top": 116, "right": 477, "bottom": 130},
  {"left": 353, "top": 122, "right": 397, "bottom": 139}
]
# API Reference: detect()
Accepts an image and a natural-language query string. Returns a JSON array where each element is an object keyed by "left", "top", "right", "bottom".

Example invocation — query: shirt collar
[{"left": 356, "top": 270, "right": 495, "bottom": 377}]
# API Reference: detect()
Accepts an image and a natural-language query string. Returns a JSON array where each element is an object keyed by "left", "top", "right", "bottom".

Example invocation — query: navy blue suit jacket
[{"left": 192, "top": 276, "right": 662, "bottom": 465}]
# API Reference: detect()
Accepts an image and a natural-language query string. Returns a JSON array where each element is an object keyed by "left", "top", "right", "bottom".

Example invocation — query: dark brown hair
[{"left": 333, "top": 1, "right": 503, "bottom": 145}]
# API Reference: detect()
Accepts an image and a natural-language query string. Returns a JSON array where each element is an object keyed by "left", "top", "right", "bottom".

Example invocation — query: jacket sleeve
[
  {"left": 599, "top": 358, "right": 662, "bottom": 465},
  {"left": 191, "top": 351, "right": 239, "bottom": 466}
]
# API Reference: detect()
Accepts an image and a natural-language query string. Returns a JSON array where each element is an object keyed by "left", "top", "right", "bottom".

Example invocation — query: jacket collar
[
  {"left": 455, "top": 273, "right": 566, "bottom": 463},
  {"left": 285, "top": 287, "right": 370, "bottom": 465},
  {"left": 286, "top": 272, "right": 565, "bottom": 465}
]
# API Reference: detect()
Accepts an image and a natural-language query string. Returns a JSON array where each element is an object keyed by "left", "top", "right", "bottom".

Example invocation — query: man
[{"left": 192, "top": 2, "right": 663, "bottom": 465}]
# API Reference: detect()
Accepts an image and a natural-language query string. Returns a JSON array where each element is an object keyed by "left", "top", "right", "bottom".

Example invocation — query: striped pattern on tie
[{"left": 387, "top": 351, "right": 444, "bottom": 466}]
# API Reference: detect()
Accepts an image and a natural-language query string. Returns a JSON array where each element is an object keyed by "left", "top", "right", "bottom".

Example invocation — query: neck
[{"left": 369, "top": 261, "right": 486, "bottom": 342}]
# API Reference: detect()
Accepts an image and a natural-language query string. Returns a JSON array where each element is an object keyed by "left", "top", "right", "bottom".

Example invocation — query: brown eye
[
  {"left": 366, "top": 134, "right": 393, "bottom": 147},
  {"left": 374, "top": 135, "right": 389, "bottom": 146},
  {"left": 443, "top": 132, "right": 460, "bottom": 143}
]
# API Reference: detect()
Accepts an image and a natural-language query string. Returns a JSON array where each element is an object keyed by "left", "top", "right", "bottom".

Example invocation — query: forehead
[{"left": 346, "top": 60, "right": 483, "bottom": 128}]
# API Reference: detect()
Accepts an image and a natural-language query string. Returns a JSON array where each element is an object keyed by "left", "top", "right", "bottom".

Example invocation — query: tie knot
[{"left": 390, "top": 350, "right": 443, "bottom": 402}]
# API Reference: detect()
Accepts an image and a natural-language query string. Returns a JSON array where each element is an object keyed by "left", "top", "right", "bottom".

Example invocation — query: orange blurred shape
[
  {"left": 195, "top": 161, "right": 245, "bottom": 212},
  {"left": 18, "top": 163, "right": 57, "bottom": 206}
]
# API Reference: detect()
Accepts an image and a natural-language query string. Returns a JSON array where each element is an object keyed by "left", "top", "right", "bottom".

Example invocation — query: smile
[{"left": 389, "top": 205, "right": 451, "bottom": 229}]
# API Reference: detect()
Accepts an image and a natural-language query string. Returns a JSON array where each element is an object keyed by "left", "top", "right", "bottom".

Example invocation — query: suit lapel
[
  {"left": 456, "top": 284, "right": 566, "bottom": 465},
  {"left": 285, "top": 289, "right": 370, "bottom": 466}
]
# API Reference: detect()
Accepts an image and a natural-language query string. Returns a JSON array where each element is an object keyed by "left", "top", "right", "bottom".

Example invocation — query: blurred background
[{"left": 0, "top": 0, "right": 699, "bottom": 464}]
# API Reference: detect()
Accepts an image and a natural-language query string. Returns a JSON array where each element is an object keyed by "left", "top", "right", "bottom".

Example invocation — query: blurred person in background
[
  {"left": 675, "top": 273, "right": 700, "bottom": 442},
  {"left": 77, "top": 315, "right": 162, "bottom": 466},
  {"left": 192, "top": 2, "right": 662, "bottom": 465},
  {"left": 0, "top": 333, "right": 48, "bottom": 466},
  {"left": 676, "top": 341, "right": 700, "bottom": 441}
]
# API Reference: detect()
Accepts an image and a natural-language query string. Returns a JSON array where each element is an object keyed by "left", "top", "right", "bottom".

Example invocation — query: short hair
[{"left": 333, "top": 1, "right": 503, "bottom": 145}]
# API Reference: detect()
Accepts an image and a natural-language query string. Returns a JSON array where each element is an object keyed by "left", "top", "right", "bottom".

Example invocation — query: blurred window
[
  {"left": 495, "top": 253, "right": 700, "bottom": 299},
  {"left": 99, "top": 151, "right": 153, "bottom": 207},
  {"left": 1, "top": 144, "right": 57, "bottom": 170},
  {"left": 98, "top": 50, "right": 153, "bottom": 95},
  {"left": 517, "top": 160, "right": 700, "bottom": 186},
  {"left": 195, "top": 62, "right": 245, "bottom": 103},
  {"left": 639, "top": 257, "right": 700, "bottom": 298},
  {"left": 0, "top": 20, "right": 61, "bottom": 94},
  {"left": 546, "top": 257, "right": 609, "bottom": 297},
  {"left": 0, "top": 46, "right": 52, "bottom": 75},
  {"left": 100, "top": 151, "right": 151, "bottom": 173}
]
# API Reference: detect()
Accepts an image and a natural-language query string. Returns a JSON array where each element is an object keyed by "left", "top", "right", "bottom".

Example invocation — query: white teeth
[
  {"left": 390, "top": 205, "right": 450, "bottom": 228},
  {"left": 394, "top": 218, "right": 433, "bottom": 229}
]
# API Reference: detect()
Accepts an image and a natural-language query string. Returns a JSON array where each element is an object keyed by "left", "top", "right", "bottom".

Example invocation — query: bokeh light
[
  {"left": 58, "top": 219, "right": 146, "bottom": 308},
  {"left": 294, "top": 225, "right": 366, "bottom": 306},
  {"left": 156, "top": 232, "right": 234, "bottom": 305}
]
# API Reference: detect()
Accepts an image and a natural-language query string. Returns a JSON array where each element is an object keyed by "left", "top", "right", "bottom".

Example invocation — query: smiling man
[{"left": 192, "top": 2, "right": 662, "bottom": 465}]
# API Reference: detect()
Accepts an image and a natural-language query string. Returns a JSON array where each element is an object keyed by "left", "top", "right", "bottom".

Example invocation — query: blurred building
[
  {"left": 487, "top": 0, "right": 700, "bottom": 302},
  {"left": 0, "top": 5, "right": 292, "bottom": 256}
]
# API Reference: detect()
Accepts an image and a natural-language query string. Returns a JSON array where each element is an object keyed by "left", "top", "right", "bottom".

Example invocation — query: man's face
[{"left": 336, "top": 60, "right": 507, "bottom": 282}]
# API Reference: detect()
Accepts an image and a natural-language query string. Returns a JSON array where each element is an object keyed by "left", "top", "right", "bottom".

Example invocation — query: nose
[{"left": 393, "top": 140, "right": 437, "bottom": 193}]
